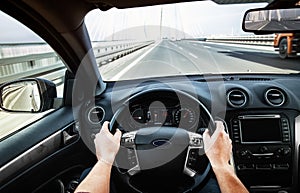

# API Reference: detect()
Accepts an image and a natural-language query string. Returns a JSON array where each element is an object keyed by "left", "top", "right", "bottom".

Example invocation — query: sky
[
  {"left": 0, "top": 11, "right": 44, "bottom": 43},
  {"left": 85, "top": 1, "right": 267, "bottom": 41},
  {"left": 0, "top": 1, "right": 267, "bottom": 43}
]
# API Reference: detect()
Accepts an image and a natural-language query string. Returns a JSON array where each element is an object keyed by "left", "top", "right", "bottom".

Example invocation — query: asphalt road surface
[
  {"left": 102, "top": 40, "right": 300, "bottom": 80},
  {"left": 2, "top": 40, "right": 300, "bottom": 139}
]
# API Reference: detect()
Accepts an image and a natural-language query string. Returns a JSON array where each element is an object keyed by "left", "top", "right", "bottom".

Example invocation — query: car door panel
[{"left": 0, "top": 107, "right": 96, "bottom": 192}]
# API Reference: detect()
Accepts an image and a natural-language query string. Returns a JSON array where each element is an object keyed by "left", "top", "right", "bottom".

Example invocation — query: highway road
[
  {"left": 2, "top": 40, "right": 300, "bottom": 139},
  {"left": 101, "top": 40, "right": 300, "bottom": 80}
]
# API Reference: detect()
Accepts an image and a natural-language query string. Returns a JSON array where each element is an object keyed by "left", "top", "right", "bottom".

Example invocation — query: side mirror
[
  {"left": 243, "top": 7, "right": 300, "bottom": 33},
  {"left": 0, "top": 78, "right": 57, "bottom": 113}
]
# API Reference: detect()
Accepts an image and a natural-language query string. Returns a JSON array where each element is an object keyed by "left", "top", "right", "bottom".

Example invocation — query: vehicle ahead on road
[
  {"left": 274, "top": 33, "right": 300, "bottom": 59},
  {"left": 0, "top": 0, "right": 300, "bottom": 193}
]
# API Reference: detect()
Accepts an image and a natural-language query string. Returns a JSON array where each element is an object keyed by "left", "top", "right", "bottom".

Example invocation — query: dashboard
[{"left": 83, "top": 74, "right": 300, "bottom": 193}]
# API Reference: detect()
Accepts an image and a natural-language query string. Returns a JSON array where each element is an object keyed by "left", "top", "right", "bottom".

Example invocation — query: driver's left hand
[{"left": 94, "top": 121, "right": 122, "bottom": 165}]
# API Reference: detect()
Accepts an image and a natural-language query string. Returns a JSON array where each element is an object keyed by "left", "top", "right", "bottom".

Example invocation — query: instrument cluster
[{"left": 128, "top": 103, "right": 199, "bottom": 129}]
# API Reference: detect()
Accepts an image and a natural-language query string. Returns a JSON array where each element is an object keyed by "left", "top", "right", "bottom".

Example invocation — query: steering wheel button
[
  {"left": 187, "top": 159, "right": 196, "bottom": 166},
  {"left": 127, "top": 149, "right": 133, "bottom": 155},
  {"left": 190, "top": 138, "right": 202, "bottom": 146},
  {"left": 189, "top": 157, "right": 197, "bottom": 162}
]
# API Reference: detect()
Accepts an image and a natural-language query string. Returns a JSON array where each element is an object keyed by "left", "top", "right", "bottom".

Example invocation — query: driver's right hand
[{"left": 203, "top": 121, "right": 233, "bottom": 170}]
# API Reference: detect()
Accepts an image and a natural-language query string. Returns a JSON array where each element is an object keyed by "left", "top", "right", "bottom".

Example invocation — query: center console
[{"left": 230, "top": 114, "right": 294, "bottom": 193}]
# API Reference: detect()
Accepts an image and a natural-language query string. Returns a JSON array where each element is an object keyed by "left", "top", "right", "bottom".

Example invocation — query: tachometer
[
  {"left": 131, "top": 108, "right": 146, "bottom": 124},
  {"left": 174, "top": 108, "right": 196, "bottom": 128}
]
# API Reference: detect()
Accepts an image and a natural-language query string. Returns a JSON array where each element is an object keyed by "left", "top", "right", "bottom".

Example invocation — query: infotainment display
[{"left": 240, "top": 118, "right": 282, "bottom": 143}]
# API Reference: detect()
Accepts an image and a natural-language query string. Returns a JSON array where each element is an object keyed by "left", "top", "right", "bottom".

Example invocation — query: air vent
[
  {"left": 265, "top": 88, "right": 286, "bottom": 107},
  {"left": 225, "top": 77, "right": 271, "bottom": 81},
  {"left": 88, "top": 106, "right": 105, "bottom": 124},
  {"left": 238, "top": 77, "right": 271, "bottom": 81},
  {"left": 227, "top": 89, "right": 247, "bottom": 108}
]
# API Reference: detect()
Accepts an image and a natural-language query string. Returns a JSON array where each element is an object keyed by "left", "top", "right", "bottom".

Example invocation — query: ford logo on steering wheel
[{"left": 152, "top": 139, "right": 172, "bottom": 148}]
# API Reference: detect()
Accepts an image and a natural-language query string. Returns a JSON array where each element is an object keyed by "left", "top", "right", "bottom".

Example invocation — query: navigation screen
[{"left": 240, "top": 118, "right": 282, "bottom": 143}]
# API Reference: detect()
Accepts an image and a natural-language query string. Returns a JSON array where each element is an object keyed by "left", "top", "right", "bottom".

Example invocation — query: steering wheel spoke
[
  {"left": 184, "top": 132, "right": 205, "bottom": 177},
  {"left": 118, "top": 131, "right": 141, "bottom": 176}
]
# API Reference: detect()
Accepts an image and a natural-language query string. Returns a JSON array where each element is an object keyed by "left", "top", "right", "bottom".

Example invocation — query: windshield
[{"left": 85, "top": 1, "right": 300, "bottom": 81}]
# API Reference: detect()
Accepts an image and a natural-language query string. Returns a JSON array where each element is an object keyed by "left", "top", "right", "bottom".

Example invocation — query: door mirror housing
[
  {"left": 243, "top": 7, "right": 300, "bottom": 33},
  {"left": 0, "top": 78, "right": 57, "bottom": 113}
]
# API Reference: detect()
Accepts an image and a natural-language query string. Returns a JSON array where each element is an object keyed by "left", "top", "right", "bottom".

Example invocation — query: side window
[{"left": 0, "top": 11, "right": 66, "bottom": 139}]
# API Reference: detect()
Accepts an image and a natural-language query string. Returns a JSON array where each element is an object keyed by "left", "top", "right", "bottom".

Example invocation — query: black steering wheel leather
[{"left": 109, "top": 88, "right": 216, "bottom": 193}]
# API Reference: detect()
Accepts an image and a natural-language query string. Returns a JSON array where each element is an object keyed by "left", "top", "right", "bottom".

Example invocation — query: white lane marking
[
  {"left": 111, "top": 41, "right": 160, "bottom": 80},
  {"left": 222, "top": 50, "right": 231, "bottom": 52},
  {"left": 188, "top": 52, "right": 198, "bottom": 59},
  {"left": 169, "top": 41, "right": 178, "bottom": 47},
  {"left": 193, "top": 44, "right": 198, "bottom": 46},
  {"left": 169, "top": 41, "right": 198, "bottom": 59},
  {"left": 204, "top": 46, "right": 211, "bottom": 49},
  {"left": 234, "top": 52, "right": 244, "bottom": 55},
  {"left": 258, "top": 21, "right": 270, "bottom": 31}
]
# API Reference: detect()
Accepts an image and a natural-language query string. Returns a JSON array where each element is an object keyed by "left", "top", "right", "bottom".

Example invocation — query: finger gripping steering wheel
[{"left": 109, "top": 88, "right": 216, "bottom": 193}]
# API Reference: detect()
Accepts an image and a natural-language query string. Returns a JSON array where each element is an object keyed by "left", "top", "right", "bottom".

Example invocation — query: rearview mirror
[
  {"left": 0, "top": 78, "right": 57, "bottom": 113},
  {"left": 243, "top": 8, "right": 300, "bottom": 33}
]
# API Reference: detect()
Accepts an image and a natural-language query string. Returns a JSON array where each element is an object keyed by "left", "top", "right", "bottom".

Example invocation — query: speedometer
[
  {"left": 174, "top": 108, "right": 196, "bottom": 128},
  {"left": 131, "top": 108, "right": 146, "bottom": 124}
]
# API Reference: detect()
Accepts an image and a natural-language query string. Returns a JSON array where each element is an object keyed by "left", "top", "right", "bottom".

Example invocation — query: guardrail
[
  {"left": 206, "top": 35, "right": 275, "bottom": 46},
  {"left": 93, "top": 40, "right": 154, "bottom": 65},
  {"left": 0, "top": 40, "right": 154, "bottom": 84},
  {"left": 0, "top": 52, "right": 65, "bottom": 84}
]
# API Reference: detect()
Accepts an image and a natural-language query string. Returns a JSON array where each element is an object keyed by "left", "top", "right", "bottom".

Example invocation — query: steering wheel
[{"left": 109, "top": 88, "right": 216, "bottom": 193}]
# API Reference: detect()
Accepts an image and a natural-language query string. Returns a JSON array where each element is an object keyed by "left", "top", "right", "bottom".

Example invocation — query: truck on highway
[{"left": 274, "top": 33, "right": 300, "bottom": 59}]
